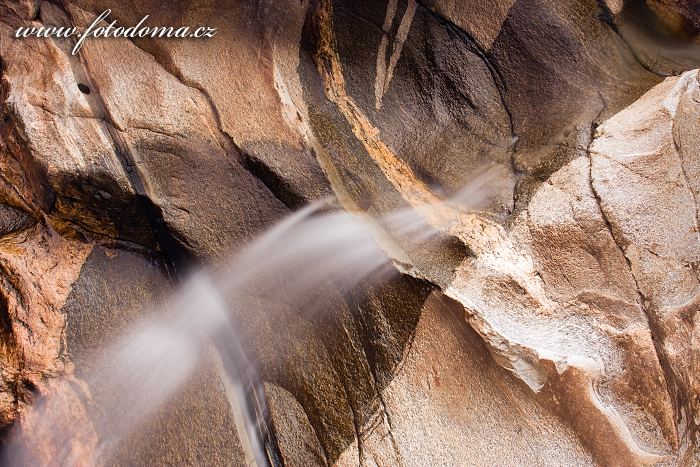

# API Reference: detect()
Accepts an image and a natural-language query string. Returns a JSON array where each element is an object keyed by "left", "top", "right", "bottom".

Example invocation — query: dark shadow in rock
[
  {"left": 50, "top": 171, "right": 157, "bottom": 249},
  {"left": 241, "top": 140, "right": 333, "bottom": 211}
]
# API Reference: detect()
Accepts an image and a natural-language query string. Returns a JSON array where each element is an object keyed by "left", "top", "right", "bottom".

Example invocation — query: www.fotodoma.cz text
[{"left": 15, "top": 9, "right": 217, "bottom": 55}]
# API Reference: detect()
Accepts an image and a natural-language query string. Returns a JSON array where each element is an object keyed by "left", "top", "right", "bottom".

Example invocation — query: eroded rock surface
[{"left": 0, "top": 0, "right": 697, "bottom": 465}]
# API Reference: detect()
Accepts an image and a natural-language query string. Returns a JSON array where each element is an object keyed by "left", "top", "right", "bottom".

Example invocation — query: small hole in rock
[{"left": 77, "top": 83, "right": 91, "bottom": 95}]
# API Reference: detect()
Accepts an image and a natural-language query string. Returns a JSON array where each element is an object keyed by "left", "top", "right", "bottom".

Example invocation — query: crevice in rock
[
  {"left": 415, "top": 0, "right": 520, "bottom": 210},
  {"left": 24, "top": 118, "right": 181, "bottom": 253},
  {"left": 586, "top": 128, "right": 683, "bottom": 443},
  {"left": 22, "top": 101, "right": 192, "bottom": 261},
  {"left": 241, "top": 153, "right": 307, "bottom": 211},
  {"left": 349, "top": 301, "right": 405, "bottom": 466},
  {"left": 119, "top": 124, "right": 184, "bottom": 140},
  {"left": 120, "top": 38, "right": 296, "bottom": 213},
  {"left": 100, "top": 143, "right": 184, "bottom": 273},
  {"left": 337, "top": 375, "right": 365, "bottom": 466},
  {"left": 672, "top": 122, "right": 700, "bottom": 231},
  {"left": 49, "top": 214, "right": 171, "bottom": 268},
  {"left": 22, "top": 106, "right": 180, "bottom": 254},
  {"left": 31, "top": 103, "right": 102, "bottom": 121},
  {"left": 0, "top": 278, "right": 19, "bottom": 359}
]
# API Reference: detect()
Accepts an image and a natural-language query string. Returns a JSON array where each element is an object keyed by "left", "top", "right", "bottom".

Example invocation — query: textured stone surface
[
  {"left": 0, "top": 0, "right": 697, "bottom": 465},
  {"left": 266, "top": 382, "right": 328, "bottom": 466},
  {"left": 424, "top": 0, "right": 516, "bottom": 49},
  {"left": 336, "top": 293, "right": 595, "bottom": 465},
  {"left": 591, "top": 71, "right": 700, "bottom": 455},
  {"left": 62, "top": 246, "right": 248, "bottom": 465}
]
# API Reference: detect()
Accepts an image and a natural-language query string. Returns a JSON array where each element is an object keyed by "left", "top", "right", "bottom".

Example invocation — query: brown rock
[
  {"left": 0, "top": 0, "right": 698, "bottom": 465},
  {"left": 0, "top": 221, "right": 91, "bottom": 430},
  {"left": 591, "top": 70, "right": 700, "bottom": 443},
  {"left": 265, "top": 382, "right": 328, "bottom": 466},
  {"left": 422, "top": 0, "right": 516, "bottom": 49},
  {"left": 62, "top": 246, "right": 249, "bottom": 465}
]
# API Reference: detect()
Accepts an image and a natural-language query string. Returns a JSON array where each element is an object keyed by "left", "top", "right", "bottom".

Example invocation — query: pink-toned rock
[
  {"left": 0, "top": 222, "right": 91, "bottom": 427},
  {"left": 0, "top": 0, "right": 698, "bottom": 465},
  {"left": 591, "top": 70, "right": 700, "bottom": 438}
]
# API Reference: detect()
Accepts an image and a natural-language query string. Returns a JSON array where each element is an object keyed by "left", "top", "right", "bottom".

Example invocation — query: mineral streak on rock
[{"left": 0, "top": 0, "right": 697, "bottom": 465}]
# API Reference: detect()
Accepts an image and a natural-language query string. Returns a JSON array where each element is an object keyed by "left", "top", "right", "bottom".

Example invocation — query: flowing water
[{"left": 3, "top": 173, "right": 496, "bottom": 466}]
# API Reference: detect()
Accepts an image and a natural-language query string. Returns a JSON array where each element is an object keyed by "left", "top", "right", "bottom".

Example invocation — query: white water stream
[{"left": 4, "top": 173, "right": 496, "bottom": 466}]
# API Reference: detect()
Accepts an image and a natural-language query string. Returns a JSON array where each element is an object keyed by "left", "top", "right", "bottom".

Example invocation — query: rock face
[{"left": 0, "top": 0, "right": 698, "bottom": 465}]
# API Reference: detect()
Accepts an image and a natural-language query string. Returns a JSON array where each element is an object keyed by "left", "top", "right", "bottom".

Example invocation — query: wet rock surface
[{"left": 0, "top": 0, "right": 697, "bottom": 465}]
